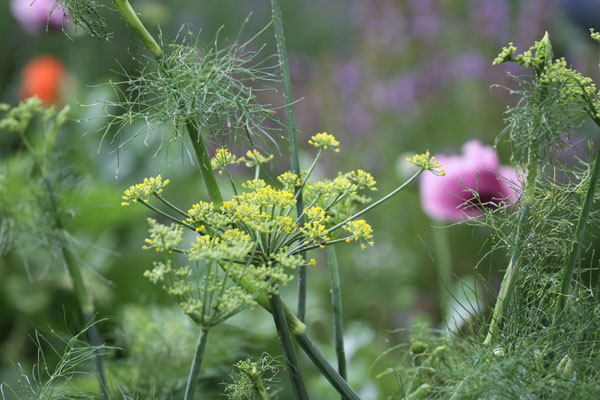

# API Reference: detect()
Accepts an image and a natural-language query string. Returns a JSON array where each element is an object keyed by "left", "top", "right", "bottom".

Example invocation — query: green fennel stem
[
  {"left": 184, "top": 329, "right": 209, "bottom": 400},
  {"left": 484, "top": 151, "right": 538, "bottom": 346},
  {"left": 295, "top": 333, "right": 362, "bottom": 400},
  {"left": 43, "top": 178, "right": 109, "bottom": 399},
  {"left": 270, "top": 0, "right": 307, "bottom": 322},
  {"left": 432, "top": 224, "right": 452, "bottom": 324},
  {"left": 112, "top": 0, "right": 161, "bottom": 57},
  {"left": 552, "top": 143, "right": 600, "bottom": 331},
  {"left": 328, "top": 246, "right": 348, "bottom": 388},
  {"left": 269, "top": 294, "right": 309, "bottom": 400},
  {"left": 186, "top": 120, "right": 224, "bottom": 207}
]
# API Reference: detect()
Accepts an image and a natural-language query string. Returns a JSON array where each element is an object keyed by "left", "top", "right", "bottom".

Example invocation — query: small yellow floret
[
  {"left": 121, "top": 175, "right": 170, "bottom": 205},
  {"left": 211, "top": 148, "right": 243, "bottom": 174},
  {"left": 308, "top": 132, "right": 340, "bottom": 152},
  {"left": 406, "top": 151, "right": 445, "bottom": 176}
]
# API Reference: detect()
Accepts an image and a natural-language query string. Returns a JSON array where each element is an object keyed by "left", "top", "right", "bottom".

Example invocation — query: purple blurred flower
[
  {"left": 470, "top": 0, "right": 509, "bottom": 39},
  {"left": 420, "top": 140, "right": 519, "bottom": 221},
  {"left": 11, "top": 0, "right": 69, "bottom": 33},
  {"left": 449, "top": 51, "right": 487, "bottom": 80},
  {"left": 335, "top": 62, "right": 362, "bottom": 96}
]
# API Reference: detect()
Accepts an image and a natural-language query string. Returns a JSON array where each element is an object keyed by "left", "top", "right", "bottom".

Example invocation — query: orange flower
[{"left": 20, "top": 55, "right": 68, "bottom": 105}]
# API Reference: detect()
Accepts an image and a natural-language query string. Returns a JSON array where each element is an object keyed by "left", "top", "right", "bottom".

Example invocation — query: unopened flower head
[
  {"left": 308, "top": 132, "right": 340, "bottom": 152},
  {"left": 143, "top": 218, "right": 183, "bottom": 254}
]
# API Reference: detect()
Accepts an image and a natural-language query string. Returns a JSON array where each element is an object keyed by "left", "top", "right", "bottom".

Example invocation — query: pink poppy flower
[
  {"left": 420, "top": 140, "right": 519, "bottom": 221},
  {"left": 10, "top": 0, "right": 69, "bottom": 33}
]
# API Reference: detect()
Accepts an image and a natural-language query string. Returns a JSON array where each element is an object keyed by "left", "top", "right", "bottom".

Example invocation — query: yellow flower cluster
[
  {"left": 406, "top": 151, "right": 446, "bottom": 176},
  {"left": 121, "top": 175, "right": 170, "bottom": 206},
  {"left": 346, "top": 170, "right": 377, "bottom": 191},
  {"left": 343, "top": 219, "right": 374, "bottom": 250},
  {"left": 277, "top": 171, "right": 301, "bottom": 190},
  {"left": 211, "top": 148, "right": 243, "bottom": 174},
  {"left": 300, "top": 206, "right": 331, "bottom": 246},
  {"left": 245, "top": 149, "right": 274, "bottom": 167},
  {"left": 308, "top": 132, "right": 340, "bottom": 152},
  {"left": 189, "top": 228, "right": 254, "bottom": 262}
]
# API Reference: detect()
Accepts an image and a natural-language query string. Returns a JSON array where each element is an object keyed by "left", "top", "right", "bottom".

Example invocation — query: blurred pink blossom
[
  {"left": 420, "top": 140, "right": 519, "bottom": 221},
  {"left": 10, "top": 0, "right": 68, "bottom": 33}
]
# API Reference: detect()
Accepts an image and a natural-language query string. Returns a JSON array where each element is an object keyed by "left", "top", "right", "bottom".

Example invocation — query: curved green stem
[
  {"left": 112, "top": 0, "right": 162, "bottom": 56},
  {"left": 552, "top": 144, "right": 600, "bottom": 331},
  {"left": 270, "top": 0, "right": 307, "bottom": 322},
  {"left": 155, "top": 193, "right": 190, "bottom": 219},
  {"left": 139, "top": 200, "right": 196, "bottom": 231},
  {"left": 269, "top": 294, "right": 309, "bottom": 400},
  {"left": 184, "top": 329, "right": 209, "bottom": 400},
  {"left": 328, "top": 246, "right": 348, "bottom": 391}
]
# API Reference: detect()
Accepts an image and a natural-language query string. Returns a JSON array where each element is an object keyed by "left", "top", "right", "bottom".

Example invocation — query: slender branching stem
[
  {"left": 289, "top": 236, "right": 354, "bottom": 256},
  {"left": 112, "top": 0, "right": 162, "bottom": 57},
  {"left": 186, "top": 120, "right": 224, "bottom": 207},
  {"left": 551, "top": 144, "right": 600, "bottom": 331},
  {"left": 295, "top": 147, "right": 323, "bottom": 200},
  {"left": 328, "top": 170, "right": 423, "bottom": 234},
  {"left": 139, "top": 200, "right": 196, "bottom": 231},
  {"left": 184, "top": 328, "right": 210, "bottom": 400},
  {"left": 269, "top": 294, "right": 309, "bottom": 400},
  {"left": 154, "top": 193, "right": 190, "bottom": 218},
  {"left": 327, "top": 245, "right": 348, "bottom": 392},
  {"left": 270, "top": 0, "right": 307, "bottom": 321},
  {"left": 484, "top": 151, "right": 538, "bottom": 346}
]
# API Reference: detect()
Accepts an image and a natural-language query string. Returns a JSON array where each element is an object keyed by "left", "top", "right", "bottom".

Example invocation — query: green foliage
[
  {"left": 0, "top": 323, "right": 110, "bottom": 400},
  {"left": 102, "top": 22, "right": 281, "bottom": 153}
]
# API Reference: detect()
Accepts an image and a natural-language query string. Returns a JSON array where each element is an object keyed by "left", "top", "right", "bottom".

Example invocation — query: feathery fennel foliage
[
  {"left": 386, "top": 31, "right": 600, "bottom": 400},
  {"left": 0, "top": 323, "right": 111, "bottom": 400},
  {"left": 101, "top": 22, "right": 281, "bottom": 154}
]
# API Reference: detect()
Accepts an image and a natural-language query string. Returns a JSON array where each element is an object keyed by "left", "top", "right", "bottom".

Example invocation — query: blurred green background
[{"left": 1, "top": 0, "right": 600, "bottom": 398}]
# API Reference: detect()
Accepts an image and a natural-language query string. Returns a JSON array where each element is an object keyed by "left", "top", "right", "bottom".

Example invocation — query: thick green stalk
[
  {"left": 224, "top": 267, "right": 360, "bottom": 399},
  {"left": 484, "top": 153, "right": 538, "bottom": 346},
  {"left": 327, "top": 246, "right": 348, "bottom": 390},
  {"left": 184, "top": 329, "right": 209, "bottom": 400},
  {"left": 186, "top": 121, "right": 224, "bottom": 207},
  {"left": 232, "top": 268, "right": 306, "bottom": 335},
  {"left": 295, "top": 333, "right": 362, "bottom": 400},
  {"left": 552, "top": 144, "right": 600, "bottom": 330},
  {"left": 44, "top": 179, "right": 108, "bottom": 399},
  {"left": 112, "top": 0, "right": 162, "bottom": 56},
  {"left": 270, "top": 0, "right": 307, "bottom": 321},
  {"left": 269, "top": 294, "right": 309, "bottom": 400}
]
